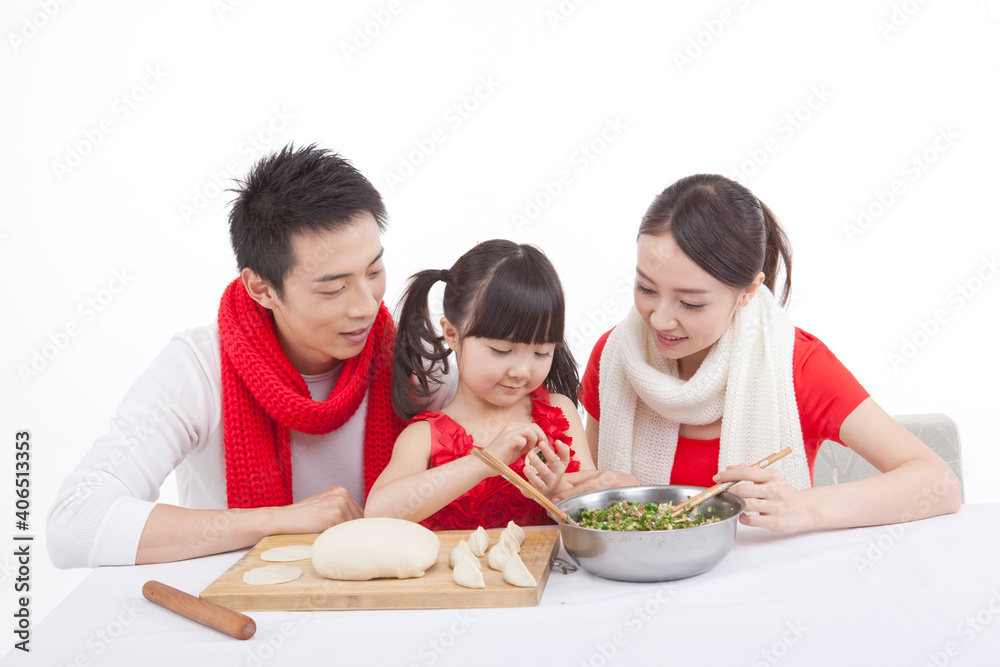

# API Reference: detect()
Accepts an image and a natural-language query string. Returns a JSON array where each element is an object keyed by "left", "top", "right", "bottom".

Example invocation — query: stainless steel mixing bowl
[{"left": 556, "top": 485, "right": 746, "bottom": 582}]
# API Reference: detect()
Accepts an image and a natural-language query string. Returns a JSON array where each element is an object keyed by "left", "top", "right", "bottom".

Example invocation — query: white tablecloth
[{"left": 5, "top": 505, "right": 999, "bottom": 666}]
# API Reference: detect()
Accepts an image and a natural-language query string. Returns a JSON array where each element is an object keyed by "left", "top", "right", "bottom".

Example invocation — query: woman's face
[{"left": 634, "top": 233, "right": 760, "bottom": 373}]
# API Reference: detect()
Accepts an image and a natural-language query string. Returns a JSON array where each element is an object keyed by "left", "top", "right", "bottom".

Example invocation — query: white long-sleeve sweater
[{"left": 47, "top": 325, "right": 450, "bottom": 569}]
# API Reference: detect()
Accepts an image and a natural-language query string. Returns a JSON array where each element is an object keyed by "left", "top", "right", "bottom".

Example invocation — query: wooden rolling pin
[{"left": 142, "top": 580, "right": 256, "bottom": 640}]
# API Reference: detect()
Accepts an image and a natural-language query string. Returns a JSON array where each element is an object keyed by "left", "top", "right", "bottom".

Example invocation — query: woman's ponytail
[
  {"left": 759, "top": 200, "right": 792, "bottom": 306},
  {"left": 392, "top": 270, "right": 451, "bottom": 420}
]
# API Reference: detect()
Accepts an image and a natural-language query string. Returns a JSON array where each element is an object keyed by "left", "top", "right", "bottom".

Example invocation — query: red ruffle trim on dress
[{"left": 411, "top": 387, "right": 579, "bottom": 531}]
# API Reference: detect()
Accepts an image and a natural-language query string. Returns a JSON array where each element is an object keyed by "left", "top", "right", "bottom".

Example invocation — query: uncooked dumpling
[
  {"left": 468, "top": 526, "right": 490, "bottom": 557},
  {"left": 453, "top": 554, "right": 485, "bottom": 589},
  {"left": 502, "top": 552, "right": 536, "bottom": 588},
  {"left": 449, "top": 540, "right": 481, "bottom": 570},
  {"left": 499, "top": 530, "right": 520, "bottom": 554},
  {"left": 487, "top": 541, "right": 513, "bottom": 571},
  {"left": 260, "top": 545, "right": 312, "bottom": 562},
  {"left": 311, "top": 518, "right": 440, "bottom": 581},
  {"left": 502, "top": 521, "right": 525, "bottom": 546},
  {"left": 243, "top": 564, "right": 303, "bottom": 585}
]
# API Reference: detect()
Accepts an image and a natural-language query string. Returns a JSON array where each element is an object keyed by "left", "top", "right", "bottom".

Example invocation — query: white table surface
[{"left": 5, "top": 504, "right": 998, "bottom": 666}]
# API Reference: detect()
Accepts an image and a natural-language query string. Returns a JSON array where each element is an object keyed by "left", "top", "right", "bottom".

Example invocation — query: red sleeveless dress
[{"left": 411, "top": 387, "right": 580, "bottom": 530}]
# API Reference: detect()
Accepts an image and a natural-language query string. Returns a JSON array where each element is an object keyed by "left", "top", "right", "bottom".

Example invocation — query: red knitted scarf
[{"left": 217, "top": 278, "right": 403, "bottom": 508}]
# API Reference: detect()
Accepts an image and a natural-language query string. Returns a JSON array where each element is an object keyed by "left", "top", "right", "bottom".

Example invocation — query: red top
[
  {"left": 579, "top": 328, "right": 869, "bottom": 486},
  {"left": 412, "top": 387, "right": 581, "bottom": 530}
]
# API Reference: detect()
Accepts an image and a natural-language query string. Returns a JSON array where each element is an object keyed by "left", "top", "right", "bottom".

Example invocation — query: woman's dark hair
[
  {"left": 228, "top": 143, "right": 387, "bottom": 300},
  {"left": 393, "top": 239, "right": 579, "bottom": 420},
  {"left": 638, "top": 174, "right": 792, "bottom": 305}
]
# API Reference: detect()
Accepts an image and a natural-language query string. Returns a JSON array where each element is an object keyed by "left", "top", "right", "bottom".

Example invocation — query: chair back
[{"left": 813, "top": 413, "right": 964, "bottom": 502}]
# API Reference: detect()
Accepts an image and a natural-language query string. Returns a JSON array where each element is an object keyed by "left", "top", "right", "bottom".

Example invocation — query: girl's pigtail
[
  {"left": 760, "top": 200, "right": 792, "bottom": 306},
  {"left": 393, "top": 270, "right": 450, "bottom": 420},
  {"left": 544, "top": 342, "right": 580, "bottom": 406}
]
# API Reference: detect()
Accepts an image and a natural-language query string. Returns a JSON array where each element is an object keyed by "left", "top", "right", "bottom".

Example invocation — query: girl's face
[
  {"left": 634, "top": 233, "right": 762, "bottom": 373},
  {"left": 442, "top": 319, "right": 555, "bottom": 409}
]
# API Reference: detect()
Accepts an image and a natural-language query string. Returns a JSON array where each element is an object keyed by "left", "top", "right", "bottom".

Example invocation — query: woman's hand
[
  {"left": 522, "top": 439, "right": 571, "bottom": 497},
  {"left": 551, "top": 469, "right": 639, "bottom": 503},
  {"left": 713, "top": 465, "right": 814, "bottom": 533}
]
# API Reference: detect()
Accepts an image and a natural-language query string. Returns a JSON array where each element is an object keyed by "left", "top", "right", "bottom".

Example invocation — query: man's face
[{"left": 263, "top": 213, "right": 387, "bottom": 375}]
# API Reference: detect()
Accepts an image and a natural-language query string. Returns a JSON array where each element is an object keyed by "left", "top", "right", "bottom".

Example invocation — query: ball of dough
[{"left": 312, "top": 518, "right": 440, "bottom": 581}]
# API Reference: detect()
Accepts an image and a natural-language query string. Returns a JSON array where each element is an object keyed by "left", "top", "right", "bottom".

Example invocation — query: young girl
[
  {"left": 365, "top": 239, "right": 595, "bottom": 529},
  {"left": 564, "top": 174, "right": 961, "bottom": 532}
]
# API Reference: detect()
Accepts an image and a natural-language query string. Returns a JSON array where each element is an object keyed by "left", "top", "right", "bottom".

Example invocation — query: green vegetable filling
[{"left": 577, "top": 500, "right": 721, "bottom": 531}]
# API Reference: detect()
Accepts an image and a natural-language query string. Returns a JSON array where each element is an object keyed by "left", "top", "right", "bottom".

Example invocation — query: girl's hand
[
  {"left": 481, "top": 423, "right": 549, "bottom": 468},
  {"left": 522, "top": 439, "right": 571, "bottom": 497},
  {"left": 713, "top": 465, "right": 815, "bottom": 533}
]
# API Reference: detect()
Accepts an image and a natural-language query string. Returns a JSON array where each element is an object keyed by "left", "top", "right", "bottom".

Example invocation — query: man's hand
[{"left": 273, "top": 486, "right": 363, "bottom": 534}]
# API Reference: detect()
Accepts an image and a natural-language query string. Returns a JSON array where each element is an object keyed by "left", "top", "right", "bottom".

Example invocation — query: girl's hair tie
[{"left": 439, "top": 269, "right": 449, "bottom": 283}]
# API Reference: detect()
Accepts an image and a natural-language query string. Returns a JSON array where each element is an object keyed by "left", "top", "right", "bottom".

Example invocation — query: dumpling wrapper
[
  {"left": 260, "top": 545, "right": 313, "bottom": 562},
  {"left": 487, "top": 541, "right": 513, "bottom": 571},
  {"left": 502, "top": 521, "right": 525, "bottom": 546},
  {"left": 468, "top": 526, "right": 490, "bottom": 557},
  {"left": 243, "top": 564, "right": 303, "bottom": 585},
  {"left": 449, "top": 540, "right": 481, "bottom": 570},
  {"left": 499, "top": 530, "right": 520, "bottom": 554},
  {"left": 502, "top": 552, "right": 537, "bottom": 588},
  {"left": 312, "top": 518, "right": 440, "bottom": 581}
]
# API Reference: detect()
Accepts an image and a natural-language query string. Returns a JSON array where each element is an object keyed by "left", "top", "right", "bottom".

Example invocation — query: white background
[{"left": 1, "top": 0, "right": 998, "bottom": 645}]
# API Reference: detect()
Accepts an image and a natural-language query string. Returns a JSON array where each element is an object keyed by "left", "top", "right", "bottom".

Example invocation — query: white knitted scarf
[{"left": 597, "top": 286, "right": 811, "bottom": 490}]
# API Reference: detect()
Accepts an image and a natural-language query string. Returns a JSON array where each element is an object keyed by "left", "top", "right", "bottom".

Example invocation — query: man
[{"left": 48, "top": 144, "right": 424, "bottom": 567}]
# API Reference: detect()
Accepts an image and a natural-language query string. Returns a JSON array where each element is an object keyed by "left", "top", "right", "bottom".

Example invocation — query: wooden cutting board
[{"left": 200, "top": 528, "right": 560, "bottom": 611}]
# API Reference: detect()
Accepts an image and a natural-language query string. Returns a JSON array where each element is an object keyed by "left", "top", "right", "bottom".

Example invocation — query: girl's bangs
[{"left": 463, "top": 260, "right": 564, "bottom": 345}]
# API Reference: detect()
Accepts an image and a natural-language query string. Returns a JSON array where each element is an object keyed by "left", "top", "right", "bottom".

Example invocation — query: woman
[{"left": 563, "top": 174, "right": 960, "bottom": 533}]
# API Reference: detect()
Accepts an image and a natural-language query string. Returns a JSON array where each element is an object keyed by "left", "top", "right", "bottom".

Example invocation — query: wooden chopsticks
[
  {"left": 670, "top": 447, "right": 793, "bottom": 518},
  {"left": 472, "top": 447, "right": 577, "bottom": 526}
]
